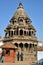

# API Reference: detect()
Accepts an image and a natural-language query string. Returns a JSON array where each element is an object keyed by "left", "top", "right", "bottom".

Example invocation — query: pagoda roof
[
  {"left": 10, "top": 1, "right": 29, "bottom": 21},
  {"left": 37, "top": 47, "right": 43, "bottom": 51},
  {"left": 0, "top": 42, "right": 17, "bottom": 49}
]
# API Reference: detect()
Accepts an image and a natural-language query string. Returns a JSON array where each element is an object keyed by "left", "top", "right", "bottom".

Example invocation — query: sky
[{"left": 0, "top": 0, "right": 43, "bottom": 42}]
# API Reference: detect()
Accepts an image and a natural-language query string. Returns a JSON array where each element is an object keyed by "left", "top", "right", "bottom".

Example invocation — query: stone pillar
[
  {"left": 23, "top": 30, "right": 24, "bottom": 35},
  {"left": 10, "top": 31, "right": 11, "bottom": 37},
  {"left": 28, "top": 44, "right": 29, "bottom": 51},
  {"left": 22, "top": 44, "right": 24, "bottom": 51},
  {"left": 19, "top": 29, "right": 20, "bottom": 35},
  {"left": 9, "top": 31, "right": 12, "bottom": 37},
  {"left": 27, "top": 31, "right": 29, "bottom": 36},
  {"left": 28, "top": 31, "right": 29, "bottom": 36},
  {"left": 15, "top": 44, "right": 19, "bottom": 61},
  {"left": 13, "top": 31, "right": 14, "bottom": 36},
  {"left": 9, "top": 31, "right": 10, "bottom": 37},
  {"left": 5, "top": 33, "right": 7, "bottom": 37},
  {"left": 9, "top": 31, "right": 11, "bottom": 37},
  {"left": 34, "top": 32, "right": 36, "bottom": 36},
  {"left": 31, "top": 31, "right": 32, "bottom": 36},
  {"left": 26, "top": 30, "right": 27, "bottom": 35}
]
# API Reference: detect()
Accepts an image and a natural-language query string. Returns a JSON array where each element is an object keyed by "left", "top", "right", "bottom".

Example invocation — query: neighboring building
[
  {"left": 37, "top": 41, "right": 43, "bottom": 62},
  {"left": 0, "top": 42, "right": 17, "bottom": 62},
  {"left": 37, "top": 51, "right": 43, "bottom": 61},
  {"left": 38, "top": 41, "right": 43, "bottom": 47},
  {"left": 0, "top": 1, "right": 42, "bottom": 65}
]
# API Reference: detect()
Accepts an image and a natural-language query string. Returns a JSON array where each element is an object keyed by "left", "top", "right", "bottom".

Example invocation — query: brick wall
[{"left": 4, "top": 50, "right": 15, "bottom": 62}]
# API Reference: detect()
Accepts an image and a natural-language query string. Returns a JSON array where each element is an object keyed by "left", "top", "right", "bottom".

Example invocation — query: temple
[{"left": 0, "top": 1, "right": 42, "bottom": 65}]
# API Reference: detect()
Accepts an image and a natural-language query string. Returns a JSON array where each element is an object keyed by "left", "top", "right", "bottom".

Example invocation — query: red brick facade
[{"left": 4, "top": 50, "right": 15, "bottom": 62}]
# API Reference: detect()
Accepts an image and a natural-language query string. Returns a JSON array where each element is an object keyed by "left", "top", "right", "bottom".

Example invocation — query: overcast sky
[{"left": 0, "top": 0, "right": 43, "bottom": 42}]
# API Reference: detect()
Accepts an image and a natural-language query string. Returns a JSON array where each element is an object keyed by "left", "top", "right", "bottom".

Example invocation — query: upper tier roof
[{"left": 11, "top": 2, "right": 29, "bottom": 20}]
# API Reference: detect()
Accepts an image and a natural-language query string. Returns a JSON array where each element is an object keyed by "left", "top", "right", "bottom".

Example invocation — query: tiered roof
[
  {"left": 0, "top": 42, "right": 17, "bottom": 49},
  {"left": 37, "top": 47, "right": 43, "bottom": 51}
]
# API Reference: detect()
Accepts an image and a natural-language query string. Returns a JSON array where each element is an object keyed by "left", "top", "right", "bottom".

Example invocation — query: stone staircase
[
  {"left": 0, "top": 61, "right": 41, "bottom": 65},
  {"left": 0, "top": 63, "right": 41, "bottom": 65}
]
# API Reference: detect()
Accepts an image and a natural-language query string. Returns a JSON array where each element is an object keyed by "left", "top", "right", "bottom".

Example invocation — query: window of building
[
  {"left": 16, "top": 30, "right": 18, "bottom": 35},
  {"left": 25, "top": 20, "right": 28, "bottom": 24},
  {"left": 29, "top": 31, "right": 31, "bottom": 36},
  {"left": 24, "top": 31, "right": 26, "bottom": 35},
  {"left": 14, "top": 43, "right": 18, "bottom": 47},
  {"left": 20, "top": 19, "right": 23, "bottom": 22},
  {"left": 32, "top": 31, "right": 33, "bottom": 34},
  {"left": 9, "top": 31, "right": 10, "bottom": 36},
  {"left": 11, "top": 31, "right": 13, "bottom": 36},
  {"left": 6, "top": 49, "right": 10, "bottom": 55},
  {"left": 20, "top": 30, "right": 23, "bottom": 35},
  {"left": 12, "top": 21, "right": 14, "bottom": 24},
  {"left": 24, "top": 43, "right": 28, "bottom": 48},
  {"left": 30, "top": 44, "right": 32, "bottom": 48},
  {"left": 19, "top": 43, "right": 23, "bottom": 48},
  {"left": 18, "top": 17, "right": 23, "bottom": 22}
]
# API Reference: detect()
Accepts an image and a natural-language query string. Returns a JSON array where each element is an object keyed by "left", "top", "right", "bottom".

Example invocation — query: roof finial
[{"left": 17, "top": 0, "right": 23, "bottom": 9}]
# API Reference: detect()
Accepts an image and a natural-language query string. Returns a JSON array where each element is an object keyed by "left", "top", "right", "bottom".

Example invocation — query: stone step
[{"left": 0, "top": 63, "right": 41, "bottom": 65}]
